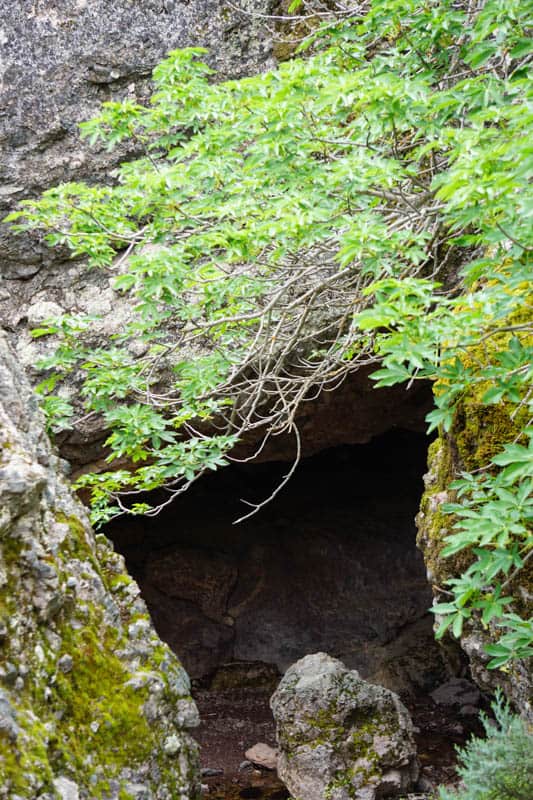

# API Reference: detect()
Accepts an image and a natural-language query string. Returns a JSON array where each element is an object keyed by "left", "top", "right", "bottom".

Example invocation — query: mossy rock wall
[
  {"left": 0, "top": 332, "right": 201, "bottom": 799},
  {"left": 417, "top": 395, "right": 532, "bottom": 720}
]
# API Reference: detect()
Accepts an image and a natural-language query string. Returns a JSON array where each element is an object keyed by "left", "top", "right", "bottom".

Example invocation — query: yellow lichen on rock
[{"left": 416, "top": 304, "right": 532, "bottom": 718}]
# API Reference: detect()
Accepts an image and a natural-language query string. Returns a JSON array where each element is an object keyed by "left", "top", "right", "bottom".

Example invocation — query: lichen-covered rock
[
  {"left": 417, "top": 418, "right": 533, "bottom": 722},
  {"left": 0, "top": 331, "right": 201, "bottom": 799},
  {"left": 270, "top": 653, "right": 419, "bottom": 800}
]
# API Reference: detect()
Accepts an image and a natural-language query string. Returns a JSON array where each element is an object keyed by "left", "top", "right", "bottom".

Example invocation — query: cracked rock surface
[
  {"left": 0, "top": 331, "right": 201, "bottom": 799},
  {"left": 0, "top": 0, "right": 274, "bottom": 276},
  {"left": 271, "top": 653, "right": 419, "bottom": 800}
]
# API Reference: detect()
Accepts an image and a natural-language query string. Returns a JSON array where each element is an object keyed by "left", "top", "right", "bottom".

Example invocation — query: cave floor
[{"left": 195, "top": 688, "right": 481, "bottom": 798}]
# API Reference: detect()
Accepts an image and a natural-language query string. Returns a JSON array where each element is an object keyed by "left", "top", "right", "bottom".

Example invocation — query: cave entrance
[
  {"left": 109, "top": 428, "right": 441, "bottom": 692},
  {"left": 106, "top": 429, "right": 448, "bottom": 785}
]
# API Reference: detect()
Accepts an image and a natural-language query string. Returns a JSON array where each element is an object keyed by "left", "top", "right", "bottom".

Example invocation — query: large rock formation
[
  {"left": 0, "top": 1, "right": 431, "bottom": 473},
  {"left": 2, "top": 0, "right": 529, "bottom": 732},
  {"left": 0, "top": 0, "right": 275, "bottom": 278},
  {"left": 271, "top": 652, "right": 419, "bottom": 800},
  {"left": 0, "top": 331, "right": 201, "bottom": 799}
]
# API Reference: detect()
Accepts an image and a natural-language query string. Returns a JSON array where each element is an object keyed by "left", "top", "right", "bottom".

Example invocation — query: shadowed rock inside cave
[{"left": 107, "top": 429, "right": 447, "bottom": 697}]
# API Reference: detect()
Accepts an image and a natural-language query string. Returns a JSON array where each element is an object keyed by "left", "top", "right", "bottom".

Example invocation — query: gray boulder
[{"left": 270, "top": 653, "right": 419, "bottom": 800}]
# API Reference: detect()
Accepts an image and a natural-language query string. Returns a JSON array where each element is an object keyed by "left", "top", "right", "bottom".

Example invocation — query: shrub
[{"left": 439, "top": 692, "right": 533, "bottom": 800}]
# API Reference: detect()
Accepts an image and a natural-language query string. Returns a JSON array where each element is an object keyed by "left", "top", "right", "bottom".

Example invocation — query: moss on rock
[
  {"left": 416, "top": 314, "right": 532, "bottom": 718},
  {"left": 0, "top": 333, "right": 201, "bottom": 799},
  {"left": 271, "top": 653, "right": 419, "bottom": 800}
]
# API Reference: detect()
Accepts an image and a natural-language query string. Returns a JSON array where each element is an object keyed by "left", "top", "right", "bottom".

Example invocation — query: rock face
[
  {"left": 0, "top": 0, "right": 274, "bottom": 277},
  {"left": 0, "top": 331, "right": 201, "bottom": 799},
  {"left": 417, "top": 422, "right": 533, "bottom": 722},
  {"left": 0, "top": 0, "right": 431, "bottom": 474},
  {"left": 270, "top": 653, "right": 419, "bottom": 800}
]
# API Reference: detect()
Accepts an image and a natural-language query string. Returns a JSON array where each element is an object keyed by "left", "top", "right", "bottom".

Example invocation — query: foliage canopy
[{"left": 6, "top": 0, "right": 532, "bottom": 668}]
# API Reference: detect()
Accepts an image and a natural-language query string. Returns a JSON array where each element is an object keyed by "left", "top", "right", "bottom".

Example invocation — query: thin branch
[{"left": 233, "top": 425, "right": 301, "bottom": 524}]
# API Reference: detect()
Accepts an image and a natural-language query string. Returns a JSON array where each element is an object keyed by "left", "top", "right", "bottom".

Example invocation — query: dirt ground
[{"left": 194, "top": 687, "right": 483, "bottom": 799}]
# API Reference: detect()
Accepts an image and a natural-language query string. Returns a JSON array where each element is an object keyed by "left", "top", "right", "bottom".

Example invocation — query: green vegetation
[
  {"left": 5, "top": 0, "right": 532, "bottom": 668},
  {"left": 439, "top": 691, "right": 533, "bottom": 800},
  {"left": 0, "top": 496, "right": 197, "bottom": 799}
]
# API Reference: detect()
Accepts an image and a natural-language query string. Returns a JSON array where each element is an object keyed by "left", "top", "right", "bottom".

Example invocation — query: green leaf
[{"left": 510, "top": 38, "right": 533, "bottom": 59}]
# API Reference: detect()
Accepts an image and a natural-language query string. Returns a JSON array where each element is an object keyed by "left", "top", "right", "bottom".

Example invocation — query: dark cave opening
[
  {"left": 105, "top": 427, "right": 462, "bottom": 790},
  {"left": 106, "top": 428, "right": 446, "bottom": 698}
]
